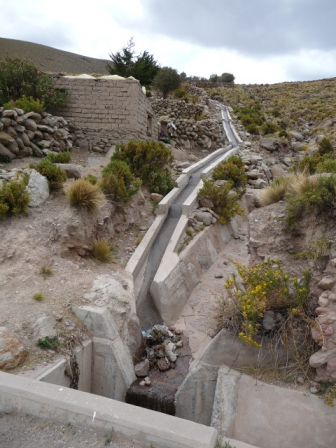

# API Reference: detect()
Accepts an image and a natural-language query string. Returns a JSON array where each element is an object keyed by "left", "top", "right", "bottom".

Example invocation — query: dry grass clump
[
  {"left": 33, "top": 292, "right": 45, "bottom": 302},
  {"left": 260, "top": 172, "right": 318, "bottom": 206},
  {"left": 91, "top": 239, "right": 113, "bottom": 262},
  {"left": 66, "top": 179, "right": 105, "bottom": 212},
  {"left": 40, "top": 266, "right": 53, "bottom": 279}
]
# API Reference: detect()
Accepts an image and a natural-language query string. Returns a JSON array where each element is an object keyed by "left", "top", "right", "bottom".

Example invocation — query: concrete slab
[{"left": 0, "top": 371, "right": 218, "bottom": 448}]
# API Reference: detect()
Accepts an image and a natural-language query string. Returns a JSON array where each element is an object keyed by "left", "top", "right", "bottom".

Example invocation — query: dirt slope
[{"left": 0, "top": 37, "right": 109, "bottom": 74}]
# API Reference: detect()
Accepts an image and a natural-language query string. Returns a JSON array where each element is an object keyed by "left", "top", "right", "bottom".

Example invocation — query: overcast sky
[{"left": 1, "top": 0, "right": 336, "bottom": 83}]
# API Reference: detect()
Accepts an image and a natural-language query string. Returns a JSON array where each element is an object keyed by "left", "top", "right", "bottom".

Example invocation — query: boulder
[
  {"left": 0, "top": 326, "right": 27, "bottom": 370},
  {"left": 26, "top": 169, "right": 49, "bottom": 207},
  {"left": 288, "top": 130, "right": 304, "bottom": 142},
  {"left": 194, "top": 211, "right": 213, "bottom": 226},
  {"left": 2, "top": 109, "right": 17, "bottom": 119},
  {"left": 0, "top": 142, "right": 15, "bottom": 161},
  {"left": 260, "top": 138, "right": 281, "bottom": 152},
  {"left": 24, "top": 118, "right": 38, "bottom": 131},
  {"left": 55, "top": 163, "right": 81, "bottom": 179},
  {"left": 0, "top": 131, "right": 15, "bottom": 145},
  {"left": 318, "top": 276, "right": 336, "bottom": 290},
  {"left": 33, "top": 315, "right": 57, "bottom": 341},
  {"left": 150, "top": 192, "right": 163, "bottom": 203}
]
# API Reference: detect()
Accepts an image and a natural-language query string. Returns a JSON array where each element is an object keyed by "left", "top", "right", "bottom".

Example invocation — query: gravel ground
[{"left": 0, "top": 412, "right": 145, "bottom": 448}]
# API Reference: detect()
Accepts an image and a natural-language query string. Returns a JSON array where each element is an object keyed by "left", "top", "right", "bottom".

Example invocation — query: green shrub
[
  {"left": 212, "top": 156, "right": 247, "bottom": 192},
  {"left": 0, "top": 58, "right": 67, "bottom": 112},
  {"left": 198, "top": 180, "right": 243, "bottom": 224},
  {"left": 67, "top": 179, "right": 105, "bottom": 211},
  {"left": 84, "top": 174, "right": 98, "bottom": 185},
  {"left": 246, "top": 123, "right": 259, "bottom": 135},
  {"left": 37, "top": 336, "right": 60, "bottom": 350},
  {"left": 286, "top": 175, "right": 336, "bottom": 230},
  {"left": 0, "top": 179, "right": 30, "bottom": 218},
  {"left": 46, "top": 151, "right": 71, "bottom": 163},
  {"left": 3, "top": 95, "right": 44, "bottom": 113},
  {"left": 91, "top": 239, "right": 113, "bottom": 262},
  {"left": 32, "top": 159, "right": 66, "bottom": 190},
  {"left": 316, "top": 158, "right": 336, "bottom": 173},
  {"left": 225, "top": 259, "right": 311, "bottom": 347},
  {"left": 261, "top": 121, "right": 278, "bottom": 135},
  {"left": 101, "top": 159, "right": 141, "bottom": 202},
  {"left": 112, "top": 140, "right": 174, "bottom": 194},
  {"left": 318, "top": 137, "right": 333, "bottom": 156},
  {"left": 294, "top": 154, "right": 322, "bottom": 174}
]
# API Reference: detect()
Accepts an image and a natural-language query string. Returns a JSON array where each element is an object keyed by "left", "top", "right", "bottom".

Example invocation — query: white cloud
[{"left": 0, "top": 0, "right": 335, "bottom": 83}]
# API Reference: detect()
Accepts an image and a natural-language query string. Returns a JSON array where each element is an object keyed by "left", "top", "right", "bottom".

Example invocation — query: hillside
[
  {"left": 0, "top": 37, "right": 109, "bottom": 74},
  {"left": 208, "top": 78, "right": 336, "bottom": 145}
]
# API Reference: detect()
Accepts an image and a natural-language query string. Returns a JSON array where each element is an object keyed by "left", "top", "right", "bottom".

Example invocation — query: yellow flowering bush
[{"left": 225, "top": 259, "right": 310, "bottom": 347}]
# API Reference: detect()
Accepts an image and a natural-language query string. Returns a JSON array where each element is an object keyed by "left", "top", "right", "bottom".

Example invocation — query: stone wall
[
  {"left": 55, "top": 76, "right": 158, "bottom": 152},
  {"left": 151, "top": 97, "right": 224, "bottom": 151}
]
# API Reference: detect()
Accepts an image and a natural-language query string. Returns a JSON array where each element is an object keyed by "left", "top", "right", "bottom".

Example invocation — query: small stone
[
  {"left": 262, "top": 310, "right": 276, "bottom": 331},
  {"left": 139, "top": 380, "right": 146, "bottom": 387},
  {"left": 144, "top": 376, "right": 151, "bottom": 386},
  {"left": 24, "top": 118, "right": 38, "bottom": 131},
  {"left": 214, "top": 273, "right": 224, "bottom": 279},
  {"left": 309, "top": 381, "right": 321, "bottom": 394},
  {"left": 318, "top": 276, "right": 336, "bottom": 290},
  {"left": 164, "top": 341, "right": 177, "bottom": 362},
  {"left": 296, "top": 375, "right": 305, "bottom": 385},
  {"left": 134, "top": 358, "right": 149, "bottom": 377},
  {"left": 176, "top": 340, "right": 183, "bottom": 348},
  {"left": 150, "top": 192, "right": 163, "bottom": 203},
  {"left": 26, "top": 170, "right": 49, "bottom": 207},
  {"left": 157, "top": 357, "right": 170, "bottom": 371}
]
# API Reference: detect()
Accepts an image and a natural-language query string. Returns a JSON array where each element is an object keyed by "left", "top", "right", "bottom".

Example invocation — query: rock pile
[
  {"left": 134, "top": 324, "right": 183, "bottom": 385},
  {"left": 0, "top": 108, "right": 73, "bottom": 161},
  {"left": 151, "top": 98, "right": 224, "bottom": 151},
  {"left": 241, "top": 151, "right": 272, "bottom": 189}
]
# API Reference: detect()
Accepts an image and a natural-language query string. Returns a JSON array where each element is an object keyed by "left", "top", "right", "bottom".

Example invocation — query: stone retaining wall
[{"left": 55, "top": 76, "right": 158, "bottom": 152}]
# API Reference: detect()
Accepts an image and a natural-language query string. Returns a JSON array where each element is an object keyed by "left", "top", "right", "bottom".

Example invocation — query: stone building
[{"left": 55, "top": 75, "right": 158, "bottom": 152}]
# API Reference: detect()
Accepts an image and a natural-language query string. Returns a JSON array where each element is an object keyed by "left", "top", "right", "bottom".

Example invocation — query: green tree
[
  {"left": 153, "top": 67, "right": 181, "bottom": 98},
  {"left": 220, "top": 73, "right": 235, "bottom": 83},
  {"left": 107, "top": 39, "right": 159, "bottom": 86}
]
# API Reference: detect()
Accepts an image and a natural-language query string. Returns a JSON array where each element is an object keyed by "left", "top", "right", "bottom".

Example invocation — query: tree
[
  {"left": 209, "top": 74, "right": 219, "bottom": 83},
  {"left": 153, "top": 67, "right": 181, "bottom": 98},
  {"left": 107, "top": 39, "right": 159, "bottom": 86},
  {"left": 220, "top": 73, "right": 235, "bottom": 84}
]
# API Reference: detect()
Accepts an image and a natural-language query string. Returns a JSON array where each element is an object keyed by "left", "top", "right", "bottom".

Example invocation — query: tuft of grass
[
  {"left": 260, "top": 177, "right": 289, "bottom": 206},
  {"left": 91, "top": 239, "right": 113, "bottom": 262},
  {"left": 260, "top": 172, "right": 318, "bottom": 207},
  {"left": 286, "top": 175, "right": 336, "bottom": 230},
  {"left": 67, "top": 179, "right": 105, "bottom": 212},
  {"left": 46, "top": 151, "right": 71, "bottom": 163},
  {"left": 0, "top": 178, "right": 30, "bottom": 218},
  {"left": 40, "top": 266, "right": 53, "bottom": 280},
  {"left": 32, "top": 159, "right": 66, "bottom": 191},
  {"left": 33, "top": 292, "right": 45, "bottom": 302},
  {"left": 324, "top": 384, "right": 336, "bottom": 407},
  {"left": 37, "top": 336, "right": 60, "bottom": 350}
]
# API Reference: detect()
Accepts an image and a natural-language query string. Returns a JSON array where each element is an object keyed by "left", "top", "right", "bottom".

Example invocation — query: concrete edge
[
  {"left": 0, "top": 371, "right": 218, "bottom": 448},
  {"left": 182, "top": 146, "right": 232, "bottom": 175},
  {"left": 201, "top": 147, "right": 239, "bottom": 178},
  {"left": 181, "top": 179, "right": 204, "bottom": 214},
  {"left": 125, "top": 213, "right": 167, "bottom": 277},
  {"left": 151, "top": 214, "right": 189, "bottom": 283}
]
